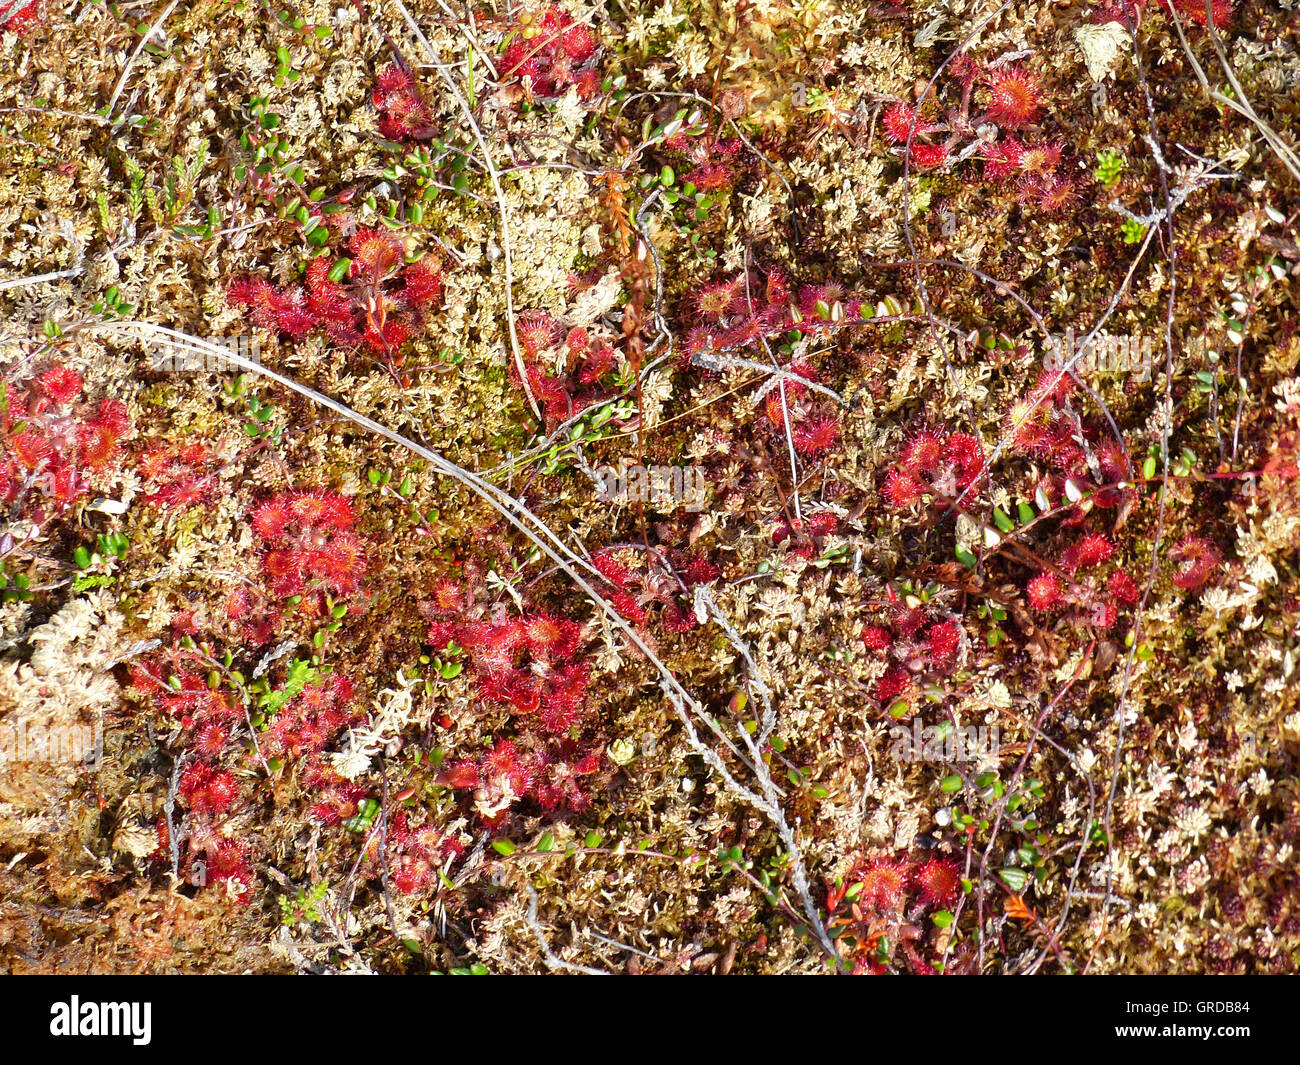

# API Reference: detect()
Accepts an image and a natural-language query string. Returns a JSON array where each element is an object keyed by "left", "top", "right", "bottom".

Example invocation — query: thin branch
[{"left": 105, "top": 0, "right": 179, "bottom": 120}]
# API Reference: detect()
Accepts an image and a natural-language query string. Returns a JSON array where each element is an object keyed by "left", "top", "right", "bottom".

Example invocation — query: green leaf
[
  {"left": 491, "top": 839, "right": 516, "bottom": 856},
  {"left": 940, "top": 774, "right": 963, "bottom": 793},
  {"left": 998, "top": 867, "right": 1030, "bottom": 892}
]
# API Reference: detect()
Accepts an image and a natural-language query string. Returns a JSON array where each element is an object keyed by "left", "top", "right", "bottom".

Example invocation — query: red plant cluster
[
  {"left": 0, "top": 0, "right": 42, "bottom": 34},
  {"left": 510, "top": 310, "right": 620, "bottom": 428},
  {"left": 427, "top": 605, "right": 592, "bottom": 733},
  {"left": 155, "top": 819, "right": 253, "bottom": 903},
  {"left": 372, "top": 64, "right": 434, "bottom": 141},
  {"left": 261, "top": 674, "right": 361, "bottom": 762},
  {"left": 179, "top": 761, "right": 240, "bottom": 816},
  {"left": 1025, "top": 534, "right": 1140, "bottom": 631},
  {"left": 1160, "top": 0, "right": 1236, "bottom": 27},
  {"left": 133, "top": 653, "right": 254, "bottom": 901},
  {"left": 591, "top": 547, "right": 720, "bottom": 634},
  {"left": 684, "top": 267, "right": 874, "bottom": 360},
  {"left": 138, "top": 441, "right": 220, "bottom": 509},
  {"left": 364, "top": 809, "right": 465, "bottom": 894},
  {"left": 762, "top": 361, "right": 842, "bottom": 459},
  {"left": 1007, "top": 370, "right": 1134, "bottom": 512},
  {"left": 682, "top": 138, "right": 743, "bottom": 192},
  {"left": 862, "top": 587, "right": 966, "bottom": 711},
  {"left": 1091, "top": 0, "right": 1237, "bottom": 30},
  {"left": 500, "top": 7, "right": 601, "bottom": 99},
  {"left": 304, "top": 764, "right": 369, "bottom": 826},
  {"left": 883, "top": 60, "right": 1073, "bottom": 211},
  {"left": 228, "top": 228, "right": 442, "bottom": 363},
  {"left": 130, "top": 657, "right": 244, "bottom": 764},
  {"left": 827, "top": 852, "right": 963, "bottom": 974},
  {"left": 226, "top": 585, "right": 282, "bottom": 646},
  {"left": 880, "top": 428, "right": 985, "bottom": 509},
  {"left": 1169, "top": 536, "right": 1221, "bottom": 590},
  {"left": 0, "top": 365, "right": 130, "bottom": 510},
  {"left": 439, "top": 737, "right": 604, "bottom": 825},
  {"left": 1001, "top": 371, "right": 1148, "bottom": 629},
  {"left": 659, "top": 131, "right": 744, "bottom": 194},
  {"left": 681, "top": 269, "right": 855, "bottom": 457},
  {"left": 423, "top": 573, "right": 615, "bottom": 821},
  {"left": 772, "top": 511, "right": 839, "bottom": 560},
  {"left": 135, "top": 644, "right": 365, "bottom": 901},
  {"left": 250, "top": 490, "right": 367, "bottom": 601}
]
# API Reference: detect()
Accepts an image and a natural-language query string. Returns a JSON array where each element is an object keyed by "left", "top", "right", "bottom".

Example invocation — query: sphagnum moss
[{"left": 0, "top": 0, "right": 1297, "bottom": 974}]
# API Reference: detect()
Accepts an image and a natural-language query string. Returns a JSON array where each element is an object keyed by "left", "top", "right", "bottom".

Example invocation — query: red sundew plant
[
  {"left": 861, "top": 586, "right": 967, "bottom": 713},
  {"left": 660, "top": 132, "right": 744, "bottom": 193},
  {"left": 438, "top": 736, "right": 604, "bottom": 824},
  {"left": 1088, "top": 0, "right": 1235, "bottom": 30},
  {"left": 856, "top": 855, "right": 912, "bottom": 914},
  {"left": 423, "top": 575, "right": 623, "bottom": 824},
  {"left": 883, "top": 58, "right": 1072, "bottom": 210},
  {"left": 761, "top": 362, "right": 842, "bottom": 459},
  {"left": 681, "top": 266, "right": 824, "bottom": 361},
  {"left": 0, "top": 366, "right": 130, "bottom": 512},
  {"left": 138, "top": 441, "right": 221, "bottom": 509},
  {"left": 364, "top": 810, "right": 465, "bottom": 895},
  {"left": 0, "top": 0, "right": 41, "bottom": 33},
  {"left": 427, "top": 608, "right": 592, "bottom": 733},
  {"left": 372, "top": 64, "right": 435, "bottom": 141},
  {"left": 915, "top": 856, "right": 962, "bottom": 907},
  {"left": 1161, "top": 0, "right": 1236, "bottom": 27},
  {"left": 227, "top": 228, "right": 443, "bottom": 371},
  {"left": 771, "top": 511, "right": 839, "bottom": 560},
  {"left": 1169, "top": 536, "right": 1222, "bottom": 590},
  {"left": 135, "top": 638, "right": 366, "bottom": 901},
  {"left": 304, "top": 764, "right": 369, "bottom": 826},
  {"left": 998, "top": 372, "right": 1150, "bottom": 630},
  {"left": 827, "top": 852, "right": 965, "bottom": 973},
  {"left": 984, "top": 65, "right": 1047, "bottom": 128},
  {"left": 130, "top": 658, "right": 244, "bottom": 733},
  {"left": 1006, "top": 369, "right": 1135, "bottom": 510},
  {"left": 225, "top": 585, "right": 282, "bottom": 646},
  {"left": 590, "top": 547, "right": 720, "bottom": 635},
  {"left": 250, "top": 490, "right": 367, "bottom": 602},
  {"left": 880, "top": 428, "right": 985, "bottom": 509},
  {"left": 154, "top": 819, "right": 253, "bottom": 903},
  {"left": 178, "top": 762, "right": 241, "bottom": 816},
  {"left": 509, "top": 308, "right": 622, "bottom": 429},
  {"left": 260, "top": 674, "right": 360, "bottom": 762},
  {"left": 1025, "top": 532, "right": 1142, "bottom": 633},
  {"left": 500, "top": 7, "right": 601, "bottom": 100}
]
